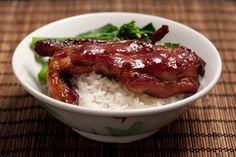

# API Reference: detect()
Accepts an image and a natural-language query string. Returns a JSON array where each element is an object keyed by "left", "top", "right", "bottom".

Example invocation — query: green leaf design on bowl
[{"left": 106, "top": 121, "right": 142, "bottom": 136}]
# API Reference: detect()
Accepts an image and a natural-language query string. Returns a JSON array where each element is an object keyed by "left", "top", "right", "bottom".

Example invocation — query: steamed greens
[
  {"left": 75, "top": 24, "right": 119, "bottom": 40},
  {"left": 31, "top": 21, "right": 156, "bottom": 48}
]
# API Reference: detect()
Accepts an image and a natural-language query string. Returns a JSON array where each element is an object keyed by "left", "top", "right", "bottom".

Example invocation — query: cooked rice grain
[{"left": 72, "top": 72, "right": 182, "bottom": 110}]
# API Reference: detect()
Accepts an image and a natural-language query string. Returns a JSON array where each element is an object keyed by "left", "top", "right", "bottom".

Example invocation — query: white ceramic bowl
[{"left": 12, "top": 12, "right": 222, "bottom": 143}]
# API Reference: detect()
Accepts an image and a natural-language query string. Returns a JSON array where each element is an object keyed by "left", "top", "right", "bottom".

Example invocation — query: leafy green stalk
[
  {"left": 31, "top": 24, "right": 119, "bottom": 48},
  {"left": 38, "top": 63, "right": 48, "bottom": 82},
  {"left": 156, "top": 41, "right": 180, "bottom": 48},
  {"left": 164, "top": 42, "right": 180, "bottom": 48},
  {"left": 76, "top": 32, "right": 119, "bottom": 40},
  {"left": 34, "top": 53, "right": 47, "bottom": 64},
  {"left": 76, "top": 23, "right": 119, "bottom": 40}
]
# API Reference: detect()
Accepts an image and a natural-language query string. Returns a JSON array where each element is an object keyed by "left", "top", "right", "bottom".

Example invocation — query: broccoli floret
[{"left": 118, "top": 21, "right": 149, "bottom": 41}]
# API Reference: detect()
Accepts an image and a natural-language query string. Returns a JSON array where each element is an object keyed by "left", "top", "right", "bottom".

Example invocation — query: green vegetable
[
  {"left": 76, "top": 32, "right": 119, "bottom": 40},
  {"left": 142, "top": 23, "right": 156, "bottom": 35},
  {"left": 76, "top": 23, "right": 119, "bottom": 40},
  {"left": 34, "top": 52, "right": 48, "bottom": 82},
  {"left": 155, "top": 41, "right": 180, "bottom": 48},
  {"left": 31, "top": 22, "right": 156, "bottom": 48},
  {"left": 38, "top": 63, "right": 48, "bottom": 82},
  {"left": 118, "top": 20, "right": 149, "bottom": 41},
  {"left": 164, "top": 42, "right": 180, "bottom": 48},
  {"left": 34, "top": 53, "right": 47, "bottom": 64},
  {"left": 31, "top": 24, "right": 119, "bottom": 48}
]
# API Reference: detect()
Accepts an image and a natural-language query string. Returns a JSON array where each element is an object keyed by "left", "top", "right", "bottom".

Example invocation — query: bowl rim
[{"left": 12, "top": 12, "right": 222, "bottom": 116}]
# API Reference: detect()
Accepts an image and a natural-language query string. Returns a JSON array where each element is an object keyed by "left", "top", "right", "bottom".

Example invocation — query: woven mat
[{"left": 1, "top": 0, "right": 236, "bottom": 156}]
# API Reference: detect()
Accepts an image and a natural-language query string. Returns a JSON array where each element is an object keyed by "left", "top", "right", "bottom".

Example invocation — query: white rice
[{"left": 72, "top": 72, "right": 184, "bottom": 110}]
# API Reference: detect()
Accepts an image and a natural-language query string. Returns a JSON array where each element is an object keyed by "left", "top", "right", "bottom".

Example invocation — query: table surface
[{"left": 1, "top": 0, "right": 236, "bottom": 156}]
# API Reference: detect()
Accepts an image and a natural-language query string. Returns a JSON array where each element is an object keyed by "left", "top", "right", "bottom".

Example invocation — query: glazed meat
[{"left": 35, "top": 39, "right": 205, "bottom": 104}]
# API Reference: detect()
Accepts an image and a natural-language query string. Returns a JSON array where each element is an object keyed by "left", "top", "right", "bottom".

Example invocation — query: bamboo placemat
[{"left": 1, "top": 0, "right": 236, "bottom": 156}]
